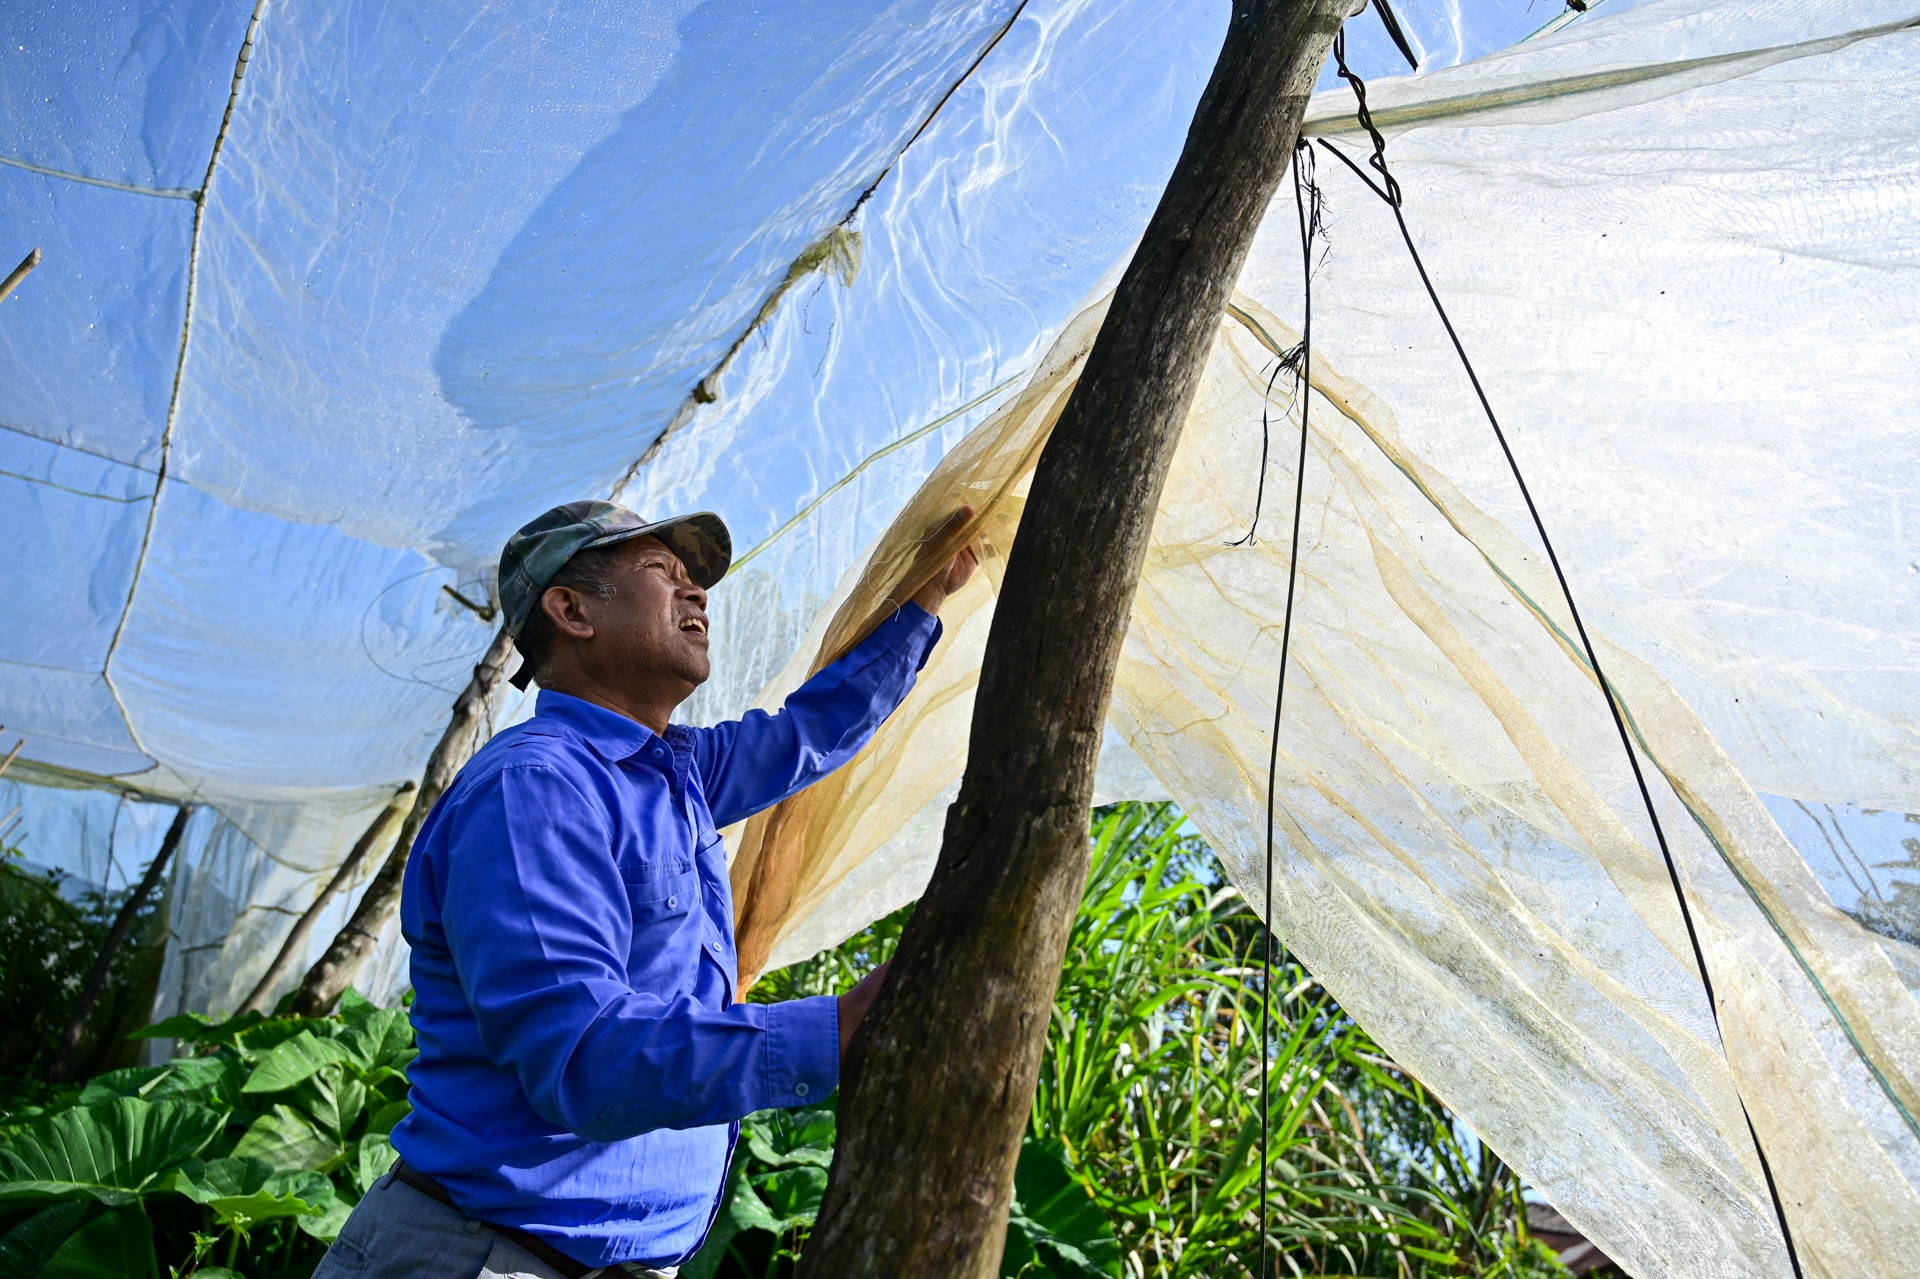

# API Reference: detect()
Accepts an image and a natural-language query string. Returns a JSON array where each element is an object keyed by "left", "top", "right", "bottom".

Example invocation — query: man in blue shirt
[{"left": 318, "top": 500, "right": 975, "bottom": 1278}]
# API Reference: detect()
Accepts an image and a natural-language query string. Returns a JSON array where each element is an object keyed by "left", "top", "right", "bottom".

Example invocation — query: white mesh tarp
[{"left": 4, "top": 1, "right": 1918, "bottom": 1274}]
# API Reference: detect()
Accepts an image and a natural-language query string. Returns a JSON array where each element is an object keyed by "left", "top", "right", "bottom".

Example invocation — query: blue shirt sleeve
[
  {"left": 693, "top": 602, "right": 942, "bottom": 828},
  {"left": 434, "top": 762, "right": 840, "bottom": 1142}
]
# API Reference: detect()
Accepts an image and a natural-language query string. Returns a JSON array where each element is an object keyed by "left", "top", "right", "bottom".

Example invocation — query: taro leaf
[
  {"left": 0, "top": 1099, "right": 226, "bottom": 1206},
  {"left": 741, "top": 1104, "right": 835, "bottom": 1170},
  {"left": 1000, "top": 1221, "right": 1045, "bottom": 1279},
  {"left": 295, "top": 1182, "right": 352, "bottom": 1243},
  {"left": 0, "top": 1200, "right": 85, "bottom": 1277},
  {"left": 131, "top": 1011, "right": 265, "bottom": 1045},
  {"left": 243, "top": 1031, "right": 355, "bottom": 1095},
  {"left": 80, "top": 1057, "right": 244, "bottom": 1112},
  {"left": 679, "top": 1166, "right": 754, "bottom": 1279},
  {"left": 1003, "top": 1139, "right": 1121, "bottom": 1278},
  {"left": 352, "top": 1134, "right": 398, "bottom": 1196},
  {"left": 232, "top": 1018, "right": 335, "bottom": 1062},
  {"left": 748, "top": 1165, "right": 828, "bottom": 1232},
  {"left": 725, "top": 1170, "right": 784, "bottom": 1237},
  {"left": 231, "top": 1105, "right": 338, "bottom": 1173},
  {"left": 364, "top": 1100, "right": 410, "bottom": 1138},
  {"left": 147, "top": 1055, "right": 249, "bottom": 1112},
  {"left": 290, "top": 1065, "right": 366, "bottom": 1147},
  {"left": 338, "top": 1007, "right": 414, "bottom": 1075},
  {"left": 76, "top": 1067, "right": 170, "bottom": 1106},
  {"left": 163, "top": 1157, "right": 328, "bottom": 1229},
  {"left": 338, "top": 988, "right": 378, "bottom": 1024},
  {"left": 37, "top": 1204, "right": 153, "bottom": 1279}
]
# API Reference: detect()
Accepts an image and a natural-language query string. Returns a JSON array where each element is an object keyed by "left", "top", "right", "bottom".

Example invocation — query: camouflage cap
[{"left": 498, "top": 500, "right": 731, "bottom": 688}]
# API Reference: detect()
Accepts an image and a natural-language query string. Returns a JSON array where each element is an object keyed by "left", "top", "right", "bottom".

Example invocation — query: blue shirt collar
[{"left": 533, "top": 689, "right": 658, "bottom": 762}]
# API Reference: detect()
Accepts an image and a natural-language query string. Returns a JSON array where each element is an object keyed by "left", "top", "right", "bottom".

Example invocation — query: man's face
[{"left": 559, "top": 534, "right": 711, "bottom": 693}]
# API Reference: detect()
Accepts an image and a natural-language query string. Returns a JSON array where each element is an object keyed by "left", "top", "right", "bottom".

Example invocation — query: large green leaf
[
  {"left": 130, "top": 1011, "right": 266, "bottom": 1046},
  {"left": 230, "top": 1105, "right": 337, "bottom": 1173},
  {"left": 739, "top": 1104, "right": 835, "bottom": 1170},
  {"left": 0, "top": 1201, "right": 85, "bottom": 1277},
  {"left": 37, "top": 1205, "right": 153, "bottom": 1279},
  {"left": 351, "top": 1135, "right": 398, "bottom": 1196},
  {"left": 0, "top": 1099, "right": 225, "bottom": 1206},
  {"left": 337, "top": 1008, "right": 415, "bottom": 1075},
  {"left": 74, "top": 1069, "right": 169, "bottom": 1107},
  {"left": 289, "top": 1066, "right": 366, "bottom": 1146},
  {"left": 679, "top": 1167, "right": 754, "bottom": 1279},
  {"left": 363, "top": 1100, "right": 409, "bottom": 1139},
  {"left": 162, "top": 1157, "right": 330, "bottom": 1229},
  {"left": 723, "top": 1172, "right": 784, "bottom": 1238},
  {"left": 295, "top": 1191, "right": 354, "bottom": 1244},
  {"left": 242, "top": 1031, "right": 355, "bottom": 1095},
  {"left": 1003, "top": 1140, "right": 1121, "bottom": 1279},
  {"left": 747, "top": 1165, "right": 827, "bottom": 1232},
  {"left": 79, "top": 1057, "right": 244, "bottom": 1113},
  {"left": 231, "top": 1018, "right": 337, "bottom": 1061}
]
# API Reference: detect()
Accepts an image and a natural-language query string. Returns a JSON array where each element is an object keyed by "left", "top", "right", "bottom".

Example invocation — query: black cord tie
[
  {"left": 1256, "top": 137, "right": 1318, "bottom": 1279},
  {"left": 1307, "top": 32, "right": 1808, "bottom": 1279}
]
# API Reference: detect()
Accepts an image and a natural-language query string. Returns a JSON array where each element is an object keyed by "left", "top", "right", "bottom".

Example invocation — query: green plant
[
  {"left": 1, "top": 802, "right": 1570, "bottom": 1279},
  {"left": 0, "top": 862, "right": 168, "bottom": 1094},
  {"left": 747, "top": 805, "right": 1567, "bottom": 1279},
  {"left": 681, "top": 1102, "right": 1119, "bottom": 1279},
  {"left": 0, "top": 990, "right": 413, "bottom": 1277}
]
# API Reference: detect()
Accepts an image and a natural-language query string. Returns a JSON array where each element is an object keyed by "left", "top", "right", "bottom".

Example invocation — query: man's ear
[{"left": 540, "top": 585, "right": 597, "bottom": 640}]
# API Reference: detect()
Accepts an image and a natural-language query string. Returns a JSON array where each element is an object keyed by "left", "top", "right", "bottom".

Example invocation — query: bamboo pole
[
  {"left": 48, "top": 803, "right": 194, "bottom": 1082},
  {"left": 0, "top": 248, "right": 41, "bottom": 306},
  {"left": 237, "top": 781, "right": 416, "bottom": 1015},
  {"left": 796, "top": 3, "right": 1351, "bottom": 1273},
  {"left": 287, "top": 625, "right": 515, "bottom": 1015}
]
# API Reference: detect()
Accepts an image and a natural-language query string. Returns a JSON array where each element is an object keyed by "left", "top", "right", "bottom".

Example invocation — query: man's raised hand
[{"left": 909, "top": 506, "right": 980, "bottom": 617}]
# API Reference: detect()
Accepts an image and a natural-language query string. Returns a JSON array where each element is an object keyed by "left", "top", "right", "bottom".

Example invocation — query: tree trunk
[
  {"left": 288, "top": 625, "right": 514, "bottom": 1016},
  {"left": 48, "top": 803, "right": 194, "bottom": 1082},
  {"left": 797, "top": 3, "right": 1348, "bottom": 1274},
  {"left": 238, "top": 781, "right": 416, "bottom": 1015}
]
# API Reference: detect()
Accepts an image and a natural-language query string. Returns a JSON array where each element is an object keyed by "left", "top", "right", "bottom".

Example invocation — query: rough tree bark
[
  {"left": 48, "top": 802, "right": 194, "bottom": 1082},
  {"left": 797, "top": 2, "right": 1350, "bottom": 1273},
  {"left": 288, "top": 626, "right": 514, "bottom": 1015},
  {"left": 238, "top": 781, "right": 416, "bottom": 1015}
]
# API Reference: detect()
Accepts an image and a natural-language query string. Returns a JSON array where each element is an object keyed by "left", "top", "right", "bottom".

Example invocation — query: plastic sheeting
[
  {"left": 4, "top": 0, "right": 1501, "bottom": 1016},
  {"left": 5, "top": 0, "right": 1918, "bottom": 1274},
  {"left": 720, "top": 3, "right": 1920, "bottom": 1275}
]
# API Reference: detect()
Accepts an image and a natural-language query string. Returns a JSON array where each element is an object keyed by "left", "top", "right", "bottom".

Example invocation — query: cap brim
[{"left": 585, "top": 510, "right": 732, "bottom": 589}]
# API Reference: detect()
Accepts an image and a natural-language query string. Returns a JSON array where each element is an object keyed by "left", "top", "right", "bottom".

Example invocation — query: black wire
[
  {"left": 1318, "top": 33, "right": 1807, "bottom": 1278},
  {"left": 1258, "top": 139, "right": 1318, "bottom": 1279},
  {"left": 1228, "top": 360, "right": 1288, "bottom": 547}
]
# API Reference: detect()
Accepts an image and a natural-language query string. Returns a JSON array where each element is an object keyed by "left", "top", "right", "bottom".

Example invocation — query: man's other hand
[
  {"left": 837, "top": 959, "right": 891, "bottom": 1061},
  {"left": 910, "top": 506, "right": 980, "bottom": 616}
]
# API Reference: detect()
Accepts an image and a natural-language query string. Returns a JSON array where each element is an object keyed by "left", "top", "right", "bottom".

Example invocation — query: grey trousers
[{"left": 313, "top": 1171, "right": 677, "bottom": 1279}]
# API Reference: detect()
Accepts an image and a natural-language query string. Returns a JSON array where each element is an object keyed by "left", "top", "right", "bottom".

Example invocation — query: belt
[{"left": 390, "top": 1162, "right": 595, "bottom": 1279}]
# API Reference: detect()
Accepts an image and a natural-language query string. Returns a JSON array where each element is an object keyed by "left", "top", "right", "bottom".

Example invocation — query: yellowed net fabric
[
  {"left": 727, "top": 290, "right": 1918, "bottom": 1277},
  {"left": 721, "top": 6, "right": 1920, "bottom": 1273}
]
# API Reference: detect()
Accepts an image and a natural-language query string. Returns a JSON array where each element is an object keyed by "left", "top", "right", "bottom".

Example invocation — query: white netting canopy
[{"left": 3, "top": 2, "right": 1916, "bottom": 1275}]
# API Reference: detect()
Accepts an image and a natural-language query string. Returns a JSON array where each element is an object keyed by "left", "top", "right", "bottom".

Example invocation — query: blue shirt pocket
[
  {"left": 622, "top": 858, "right": 697, "bottom": 907},
  {"left": 622, "top": 861, "right": 699, "bottom": 989}
]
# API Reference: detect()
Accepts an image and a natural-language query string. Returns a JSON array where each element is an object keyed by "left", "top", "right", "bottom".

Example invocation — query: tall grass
[{"left": 760, "top": 804, "right": 1565, "bottom": 1278}]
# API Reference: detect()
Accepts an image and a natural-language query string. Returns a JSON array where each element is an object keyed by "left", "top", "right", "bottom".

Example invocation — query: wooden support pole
[
  {"left": 48, "top": 803, "right": 194, "bottom": 1083},
  {"left": 0, "top": 248, "right": 40, "bottom": 306},
  {"left": 288, "top": 625, "right": 515, "bottom": 1016},
  {"left": 796, "top": 3, "right": 1350, "bottom": 1274},
  {"left": 237, "top": 781, "right": 416, "bottom": 1015}
]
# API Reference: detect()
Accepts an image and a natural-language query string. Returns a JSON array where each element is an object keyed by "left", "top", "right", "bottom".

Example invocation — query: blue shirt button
[
  {"left": 666, "top": 896, "right": 677, "bottom": 910},
  {"left": 794, "top": 1082, "right": 810, "bottom": 1097}
]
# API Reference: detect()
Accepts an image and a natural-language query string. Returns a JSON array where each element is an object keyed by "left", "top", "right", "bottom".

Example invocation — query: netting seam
[
  {"left": 100, "top": 0, "right": 271, "bottom": 755},
  {"left": 0, "top": 150, "right": 200, "bottom": 200}
]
